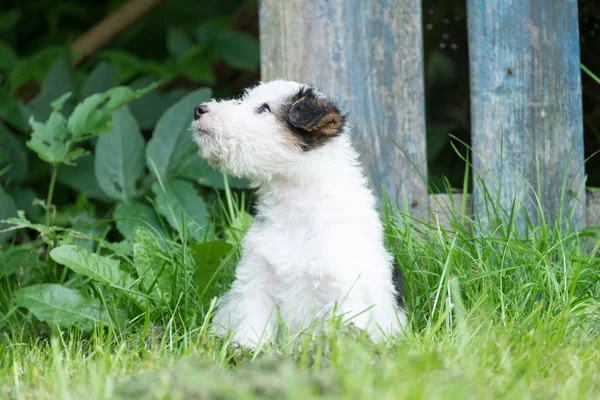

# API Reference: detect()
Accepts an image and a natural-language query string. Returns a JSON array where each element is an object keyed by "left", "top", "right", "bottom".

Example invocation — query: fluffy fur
[{"left": 191, "top": 80, "right": 406, "bottom": 347}]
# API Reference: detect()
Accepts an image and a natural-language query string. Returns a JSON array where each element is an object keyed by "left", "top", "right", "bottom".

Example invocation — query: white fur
[{"left": 191, "top": 80, "right": 406, "bottom": 347}]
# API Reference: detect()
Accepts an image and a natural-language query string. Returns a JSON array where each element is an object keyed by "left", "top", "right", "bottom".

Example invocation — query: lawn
[{"left": 2, "top": 197, "right": 599, "bottom": 400}]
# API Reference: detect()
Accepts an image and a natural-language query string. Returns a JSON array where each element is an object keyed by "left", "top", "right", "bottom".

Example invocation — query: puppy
[{"left": 191, "top": 80, "right": 406, "bottom": 347}]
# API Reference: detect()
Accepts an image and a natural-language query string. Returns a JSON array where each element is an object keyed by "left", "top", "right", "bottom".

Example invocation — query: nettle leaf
[
  {"left": 95, "top": 107, "right": 145, "bottom": 202},
  {"left": 1, "top": 210, "right": 53, "bottom": 239},
  {"left": 81, "top": 62, "right": 119, "bottom": 99},
  {"left": 50, "top": 245, "right": 134, "bottom": 288},
  {"left": 29, "top": 54, "right": 75, "bottom": 121},
  {"left": 195, "top": 17, "right": 232, "bottom": 45},
  {"left": 146, "top": 88, "right": 212, "bottom": 179},
  {"left": 68, "top": 211, "right": 108, "bottom": 253},
  {"left": 0, "top": 123, "right": 28, "bottom": 184},
  {"left": 8, "top": 46, "right": 63, "bottom": 93},
  {"left": 0, "top": 87, "right": 28, "bottom": 131},
  {"left": 0, "top": 245, "right": 41, "bottom": 278},
  {"left": 167, "top": 29, "right": 194, "bottom": 57},
  {"left": 133, "top": 228, "right": 173, "bottom": 301},
  {"left": 129, "top": 76, "right": 188, "bottom": 130},
  {"left": 9, "top": 187, "right": 43, "bottom": 221},
  {"left": 114, "top": 202, "right": 165, "bottom": 240},
  {"left": 58, "top": 154, "right": 112, "bottom": 202},
  {"left": 14, "top": 283, "right": 109, "bottom": 331},
  {"left": 192, "top": 240, "right": 233, "bottom": 299},
  {"left": 216, "top": 31, "right": 260, "bottom": 71},
  {"left": 152, "top": 179, "right": 208, "bottom": 241},
  {"left": 175, "top": 47, "right": 216, "bottom": 84},
  {"left": 0, "top": 9, "right": 21, "bottom": 32},
  {"left": 0, "top": 40, "right": 17, "bottom": 70},
  {"left": 96, "top": 50, "right": 145, "bottom": 83},
  {"left": 67, "top": 83, "right": 157, "bottom": 141},
  {"left": 50, "top": 245, "right": 149, "bottom": 308},
  {"left": 104, "top": 240, "right": 133, "bottom": 257},
  {"left": 26, "top": 93, "right": 74, "bottom": 165},
  {"left": 0, "top": 185, "right": 18, "bottom": 243}
]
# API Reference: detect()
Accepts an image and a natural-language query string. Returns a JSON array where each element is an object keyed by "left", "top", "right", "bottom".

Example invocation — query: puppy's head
[{"left": 191, "top": 80, "right": 346, "bottom": 181}]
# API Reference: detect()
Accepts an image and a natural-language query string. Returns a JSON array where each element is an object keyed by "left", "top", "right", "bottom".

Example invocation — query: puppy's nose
[{"left": 194, "top": 104, "right": 209, "bottom": 120}]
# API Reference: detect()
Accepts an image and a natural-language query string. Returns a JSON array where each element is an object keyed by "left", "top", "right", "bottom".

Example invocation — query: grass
[{"left": 1, "top": 186, "right": 599, "bottom": 399}]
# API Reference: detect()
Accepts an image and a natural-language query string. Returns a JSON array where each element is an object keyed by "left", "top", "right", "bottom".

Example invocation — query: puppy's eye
[{"left": 258, "top": 103, "right": 271, "bottom": 114}]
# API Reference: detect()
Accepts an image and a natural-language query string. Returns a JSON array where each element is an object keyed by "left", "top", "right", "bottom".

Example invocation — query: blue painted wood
[
  {"left": 260, "top": 0, "right": 428, "bottom": 214},
  {"left": 466, "top": 0, "right": 586, "bottom": 231}
]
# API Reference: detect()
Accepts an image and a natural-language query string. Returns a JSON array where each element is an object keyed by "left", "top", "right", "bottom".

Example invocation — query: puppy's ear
[{"left": 288, "top": 89, "right": 344, "bottom": 136}]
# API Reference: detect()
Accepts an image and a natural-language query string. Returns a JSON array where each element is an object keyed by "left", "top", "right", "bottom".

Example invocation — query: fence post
[
  {"left": 260, "top": 0, "right": 428, "bottom": 214},
  {"left": 467, "top": 0, "right": 586, "bottom": 231}
]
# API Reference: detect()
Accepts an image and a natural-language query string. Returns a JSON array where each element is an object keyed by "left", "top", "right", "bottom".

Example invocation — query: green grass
[{"left": 1, "top": 189, "right": 599, "bottom": 399}]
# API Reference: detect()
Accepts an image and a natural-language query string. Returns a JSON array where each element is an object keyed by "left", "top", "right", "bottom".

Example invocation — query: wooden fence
[{"left": 260, "top": 0, "right": 599, "bottom": 230}]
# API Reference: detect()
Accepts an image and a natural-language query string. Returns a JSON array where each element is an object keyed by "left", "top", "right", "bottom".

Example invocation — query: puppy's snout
[{"left": 194, "top": 104, "right": 209, "bottom": 120}]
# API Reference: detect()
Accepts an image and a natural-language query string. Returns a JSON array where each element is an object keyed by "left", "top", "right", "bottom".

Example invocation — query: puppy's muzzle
[{"left": 194, "top": 104, "right": 209, "bottom": 120}]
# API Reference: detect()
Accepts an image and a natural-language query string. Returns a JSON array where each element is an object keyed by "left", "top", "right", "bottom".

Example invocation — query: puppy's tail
[{"left": 392, "top": 261, "right": 405, "bottom": 307}]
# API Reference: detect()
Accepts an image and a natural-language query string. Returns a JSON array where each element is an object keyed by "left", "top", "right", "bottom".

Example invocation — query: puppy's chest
[{"left": 247, "top": 213, "right": 331, "bottom": 276}]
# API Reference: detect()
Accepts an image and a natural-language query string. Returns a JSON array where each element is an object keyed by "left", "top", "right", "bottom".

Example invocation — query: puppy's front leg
[{"left": 210, "top": 255, "right": 277, "bottom": 348}]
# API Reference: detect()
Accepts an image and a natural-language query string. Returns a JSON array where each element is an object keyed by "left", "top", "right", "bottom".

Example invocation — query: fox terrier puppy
[{"left": 191, "top": 80, "right": 406, "bottom": 347}]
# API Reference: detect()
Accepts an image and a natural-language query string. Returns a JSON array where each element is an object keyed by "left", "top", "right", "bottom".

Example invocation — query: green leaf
[
  {"left": 0, "top": 245, "right": 41, "bottom": 278},
  {"left": 427, "top": 124, "right": 456, "bottom": 161},
  {"left": 192, "top": 240, "right": 233, "bottom": 298},
  {"left": 68, "top": 211, "right": 108, "bottom": 252},
  {"left": 95, "top": 107, "right": 145, "bottom": 201},
  {"left": 96, "top": 50, "right": 145, "bottom": 83},
  {"left": 128, "top": 76, "right": 188, "bottom": 130},
  {"left": 133, "top": 228, "right": 172, "bottom": 301},
  {"left": 50, "top": 245, "right": 135, "bottom": 288},
  {"left": 8, "top": 46, "right": 64, "bottom": 92},
  {"left": 29, "top": 54, "right": 75, "bottom": 121},
  {"left": 0, "top": 123, "right": 28, "bottom": 184},
  {"left": 146, "top": 88, "right": 212, "bottom": 179},
  {"left": 225, "top": 210, "right": 253, "bottom": 245},
  {"left": 103, "top": 240, "right": 133, "bottom": 257},
  {"left": 178, "top": 156, "right": 249, "bottom": 189},
  {"left": 26, "top": 95, "right": 72, "bottom": 165},
  {"left": 0, "top": 185, "right": 18, "bottom": 243},
  {"left": 9, "top": 188, "right": 43, "bottom": 221},
  {"left": 195, "top": 17, "right": 232, "bottom": 45},
  {"left": 175, "top": 47, "right": 216, "bottom": 84},
  {"left": 67, "top": 83, "right": 157, "bottom": 141},
  {"left": 114, "top": 202, "right": 165, "bottom": 240},
  {"left": 58, "top": 154, "right": 112, "bottom": 202},
  {"left": 81, "top": 62, "right": 119, "bottom": 99},
  {"left": 52, "top": 245, "right": 149, "bottom": 309},
  {"left": 1, "top": 210, "right": 53, "bottom": 239},
  {"left": 167, "top": 29, "right": 194, "bottom": 57},
  {"left": 0, "top": 40, "right": 17, "bottom": 70},
  {"left": 152, "top": 179, "right": 208, "bottom": 241},
  {"left": 14, "top": 283, "right": 109, "bottom": 331},
  {"left": 0, "top": 87, "right": 28, "bottom": 131},
  {"left": 216, "top": 32, "right": 259, "bottom": 71},
  {"left": 0, "top": 9, "right": 21, "bottom": 31}
]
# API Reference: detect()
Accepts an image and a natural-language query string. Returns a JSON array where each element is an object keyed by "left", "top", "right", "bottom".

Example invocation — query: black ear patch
[{"left": 283, "top": 87, "right": 346, "bottom": 151}]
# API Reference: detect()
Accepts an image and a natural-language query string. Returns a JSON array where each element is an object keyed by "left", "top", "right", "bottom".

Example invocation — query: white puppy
[{"left": 191, "top": 80, "right": 406, "bottom": 347}]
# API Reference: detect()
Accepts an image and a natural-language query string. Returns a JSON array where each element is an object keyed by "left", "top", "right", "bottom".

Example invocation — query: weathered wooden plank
[
  {"left": 260, "top": 0, "right": 428, "bottom": 213},
  {"left": 466, "top": 1, "right": 586, "bottom": 231},
  {"left": 587, "top": 190, "right": 600, "bottom": 227}
]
